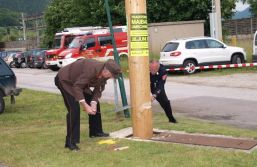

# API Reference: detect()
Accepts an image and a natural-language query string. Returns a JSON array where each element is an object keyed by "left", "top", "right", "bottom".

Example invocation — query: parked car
[
  {"left": 33, "top": 50, "right": 48, "bottom": 69},
  {"left": 0, "top": 57, "right": 22, "bottom": 114},
  {"left": 159, "top": 37, "right": 247, "bottom": 74},
  {"left": 13, "top": 52, "right": 27, "bottom": 68},
  {"left": 0, "top": 51, "right": 21, "bottom": 67},
  {"left": 26, "top": 49, "right": 47, "bottom": 68}
]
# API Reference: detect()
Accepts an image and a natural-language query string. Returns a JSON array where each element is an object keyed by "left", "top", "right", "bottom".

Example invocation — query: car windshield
[
  {"left": 32, "top": 50, "right": 39, "bottom": 55},
  {"left": 53, "top": 35, "right": 62, "bottom": 49},
  {"left": 35, "top": 51, "right": 42, "bottom": 56},
  {"left": 69, "top": 38, "right": 84, "bottom": 49},
  {"left": 64, "top": 36, "right": 76, "bottom": 47},
  {"left": 162, "top": 42, "right": 179, "bottom": 52}
]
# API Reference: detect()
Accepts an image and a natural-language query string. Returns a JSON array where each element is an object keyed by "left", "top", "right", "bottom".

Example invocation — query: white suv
[{"left": 160, "top": 37, "right": 247, "bottom": 74}]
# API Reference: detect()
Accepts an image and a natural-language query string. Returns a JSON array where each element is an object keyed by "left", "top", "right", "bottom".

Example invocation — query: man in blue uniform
[{"left": 150, "top": 60, "right": 177, "bottom": 123}]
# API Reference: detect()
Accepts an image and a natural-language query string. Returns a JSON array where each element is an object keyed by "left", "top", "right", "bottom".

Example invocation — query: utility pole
[
  {"left": 125, "top": 0, "right": 153, "bottom": 139},
  {"left": 21, "top": 13, "right": 26, "bottom": 41},
  {"left": 215, "top": 0, "right": 223, "bottom": 41},
  {"left": 35, "top": 19, "right": 40, "bottom": 47}
]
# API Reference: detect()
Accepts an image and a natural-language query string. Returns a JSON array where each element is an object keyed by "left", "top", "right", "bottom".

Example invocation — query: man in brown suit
[{"left": 55, "top": 59, "right": 121, "bottom": 151}]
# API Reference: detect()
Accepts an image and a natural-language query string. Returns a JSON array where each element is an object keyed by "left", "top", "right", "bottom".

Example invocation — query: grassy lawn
[{"left": 0, "top": 89, "right": 257, "bottom": 167}]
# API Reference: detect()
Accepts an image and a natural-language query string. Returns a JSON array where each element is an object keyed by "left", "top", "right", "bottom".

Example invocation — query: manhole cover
[{"left": 151, "top": 132, "right": 257, "bottom": 150}]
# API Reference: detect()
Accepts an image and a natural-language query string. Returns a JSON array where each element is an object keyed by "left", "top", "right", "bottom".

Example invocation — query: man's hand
[
  {"left": 151, "top": 94, "right": 156, "bottom": 102},
  {"left": 90, "top": 101, "right": 97, "bottom": 113},
  {"left": 80, "top": 100, "right": 95, "bottom": 115}
]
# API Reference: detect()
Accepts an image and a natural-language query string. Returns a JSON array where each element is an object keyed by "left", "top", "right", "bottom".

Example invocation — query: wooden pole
[
  {"left": 215, "top": 0, "right": 223, "bottom": 41},
  {"left": 125, "top": 0, "right": 153, "bottom": 139}
]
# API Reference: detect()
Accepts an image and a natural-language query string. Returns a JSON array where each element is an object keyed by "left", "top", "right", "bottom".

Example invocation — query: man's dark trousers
[
  {"left": 156, "top": 89, "right": 174, "bottom": 121},
  {"left": 84, "top": 92, "right": 103, "bottom": 136},
  {"left": 55, "top": 75, "right": 80, "bottom": 145},
  {"left": 55, "top": 75, "right": 104, "bottom": 145}
]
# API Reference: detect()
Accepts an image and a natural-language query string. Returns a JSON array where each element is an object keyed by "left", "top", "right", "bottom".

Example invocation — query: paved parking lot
[{"left": 13, "top": 68, "right": 257, "bottom": 130}]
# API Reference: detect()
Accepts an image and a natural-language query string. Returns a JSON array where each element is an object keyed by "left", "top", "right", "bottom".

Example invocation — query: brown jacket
[{"left": 57, "top": 59, "right": 108, "bottom": 102}]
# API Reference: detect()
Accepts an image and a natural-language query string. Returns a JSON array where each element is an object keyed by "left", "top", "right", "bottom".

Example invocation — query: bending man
[
  {"left": 150, "top": 60, "right": 177, "bottom": 123},
  {"left": 55, "top": 59, "right": 121, "bottom": 151}
]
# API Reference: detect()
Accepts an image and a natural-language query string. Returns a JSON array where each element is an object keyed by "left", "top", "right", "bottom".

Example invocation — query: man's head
[
  {"left": 101, "top": 59, "right": 121, "bottom": 79},
  {"left": 150, "top": 60, "right": 160, "bottom": 75}
]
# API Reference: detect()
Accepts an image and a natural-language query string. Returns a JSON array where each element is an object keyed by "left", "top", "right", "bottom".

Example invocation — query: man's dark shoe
[
  {"left": 169, "top": 117, "right": 177, "bottom": 123},
  {"left": 65, "top": 143, "right": 80, "bottom": 151},
  {"left": 89, "top": 132, "right": 110, "bottom": 138}
]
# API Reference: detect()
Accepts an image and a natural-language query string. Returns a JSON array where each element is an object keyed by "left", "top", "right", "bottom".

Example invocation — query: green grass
[{"left": 1, "top": 89, "right": 257, "bottom": 167}]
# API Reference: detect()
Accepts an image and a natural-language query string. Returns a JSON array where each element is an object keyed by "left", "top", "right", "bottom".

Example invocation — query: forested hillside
[
  {"left": 0, "top": 0, "right": 50, "bottom": 41},
  {"left": 0, "top": 0, "right": 50, "bottom": 15}
]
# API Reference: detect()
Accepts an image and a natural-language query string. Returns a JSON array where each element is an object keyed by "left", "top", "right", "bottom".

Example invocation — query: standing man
[
  {"left": 150, "top": 60, "right": 177, "bottom": 123},
  {"left": 55, "top": 59, "right": 121, "bottom": 151}
]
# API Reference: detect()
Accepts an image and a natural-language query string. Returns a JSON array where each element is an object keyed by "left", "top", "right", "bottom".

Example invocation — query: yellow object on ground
[{"left": 98, "top": 139, "right": 116, "bottom": 145}]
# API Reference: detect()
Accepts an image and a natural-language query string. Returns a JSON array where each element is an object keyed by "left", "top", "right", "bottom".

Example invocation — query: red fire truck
[
  {"left": 45, "top": 27, "right": 103, "bottom": 71},
  {"left": 57, "top": 30, "right": 128, "bottom": 68}
]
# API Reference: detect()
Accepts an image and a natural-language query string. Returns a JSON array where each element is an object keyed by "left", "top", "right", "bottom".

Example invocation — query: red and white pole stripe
[{"left": 167, "top": 63, "right": 257, "bottom": 72}]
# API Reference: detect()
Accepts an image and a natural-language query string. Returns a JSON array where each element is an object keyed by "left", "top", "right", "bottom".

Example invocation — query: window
[
  {"left": 69, "top": 38, "right": 84, "bottom": 48},
  {"left": 162, "top": 42, "right": 179, "bottom": 52},
  {"left": 0, "top": 59, "right": 12, "bottom": 76},
  {"left": 113, "top": 28, "right": 122, "bottom": 32},
  {"left": 99, "top": 36, "right": 112, "bottom": 46},
  {"left": 85, "top": 38, "right": 96, "bottom": 48},
  {"left": 190, "top": 40, "right": 207, "bottom": 49},
  {"left": 53, "top": 36, "right": 62, "bottom": 49},
  {"left": 64, "top": 36, "right": 75, "bottom": 47},
  {"left": 185, "top": 41, "right": 196, "bottom": 49},
  {"left": 206, "top": 39, "right": 224, "bottom": 48}
]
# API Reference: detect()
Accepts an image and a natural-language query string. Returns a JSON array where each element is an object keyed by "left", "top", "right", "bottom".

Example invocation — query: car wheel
[
  {"left": 0, "top": 96, "right": 5, "bottom": 114},
  {"left": 231, "top": 54, "right": 242, "bottom": 64},
  {"left": 183, "top": 60, "right": 197, "bottom": 74},
  {"left": 49, "top": 66, "right": 60, "bottom": 71},
  {"left": 42, "top": 62, "right": 49, "bottom": 69},
  {"left": 20, "top": 62, "right": 27, "bottom": 68},
  {"left": 9, "top": 61, "right": 15, "bottom": 68},
  {"left": 16, "top": 64, "right": 21, "bottom": 68}
]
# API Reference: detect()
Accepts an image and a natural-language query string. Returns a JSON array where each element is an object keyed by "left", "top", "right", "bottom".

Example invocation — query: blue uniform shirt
[{"left": 150, "top": 64, "right": 167, "bottom": 97}]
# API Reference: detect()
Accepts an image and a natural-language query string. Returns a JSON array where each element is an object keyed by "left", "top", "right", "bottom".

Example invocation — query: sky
[{"left": 235, "top": 1, "right": 250, "bottom": 11}]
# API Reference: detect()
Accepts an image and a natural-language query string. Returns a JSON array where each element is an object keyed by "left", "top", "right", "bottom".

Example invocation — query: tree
[
  {"left": 43, "top": 0, "right": 126, "bottom": 46},
  {"left": 44, "top": 0, "right": 237, "bottom": 46},
  {"left": 0, "top": 0, "right": 50, "bottom": 15},
  {"left": 0, "top": 8, "right": 20, "bottom": 27}
]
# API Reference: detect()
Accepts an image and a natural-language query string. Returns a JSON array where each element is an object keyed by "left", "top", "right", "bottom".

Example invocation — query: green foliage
[
  {"left": 43, "top": 0, "right": 126, "bottom": 47},
  {"left": 0, "top": 8, "right": 20, "bottom": 27},
  {"left": 0, "top": 0, "right": 50, "bottom": 41},
  {"left": 0, "top": 0, "right": 50, "bottom": 15},
  {"left": 44, "top": 0, "right": 237, "bottom": 46},
  {"left": 0, "top": 27, "right": 24, "bottom": 42},
  {"left": 248, "top": 0, "right": 257, "bottom": 16}
]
